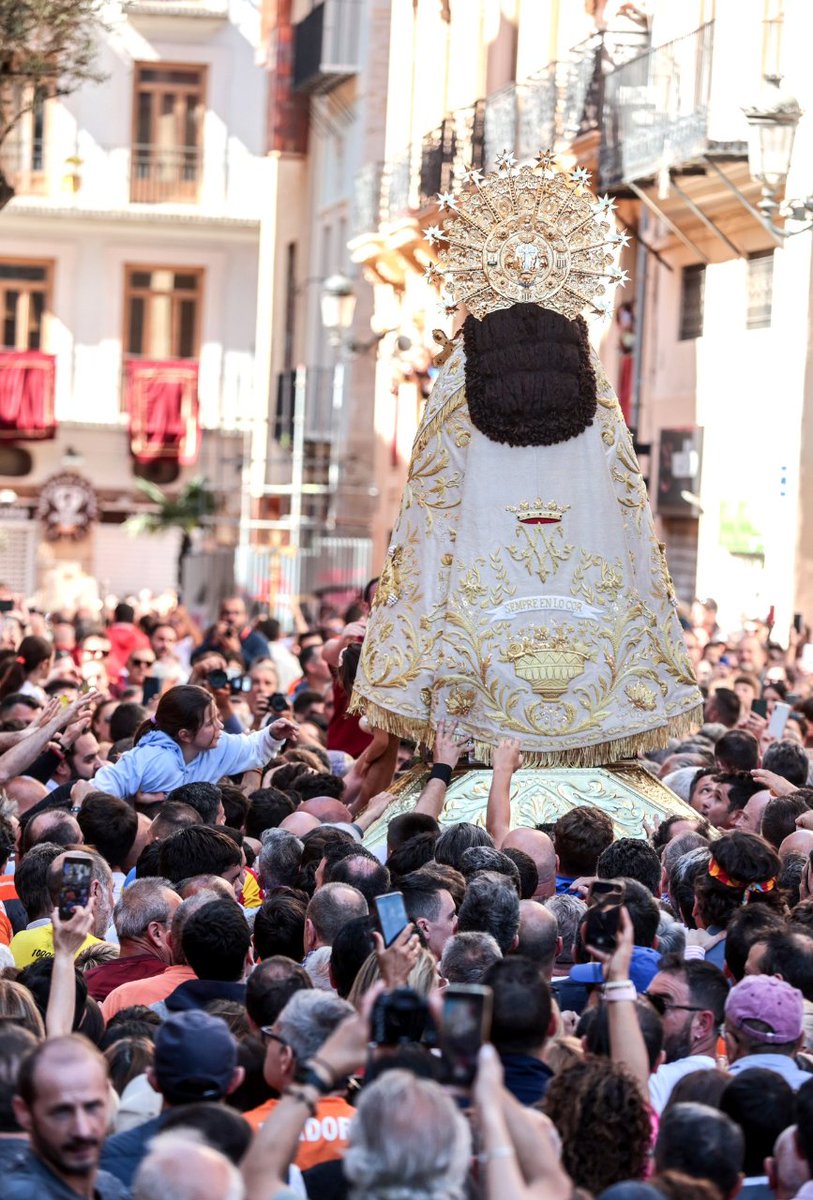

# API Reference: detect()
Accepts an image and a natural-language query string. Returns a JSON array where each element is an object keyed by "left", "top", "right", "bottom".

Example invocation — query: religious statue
[{"left": 351, "top": 150, "right": 703, "bottom": 771}]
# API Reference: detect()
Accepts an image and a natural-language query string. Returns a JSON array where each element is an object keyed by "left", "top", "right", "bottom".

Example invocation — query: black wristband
[
  {"left": 294, "top": 1063, "right": 334, "bottom": 1094},
  {"left": 429, "top": 763, "right": 453, "bottom": 785}
]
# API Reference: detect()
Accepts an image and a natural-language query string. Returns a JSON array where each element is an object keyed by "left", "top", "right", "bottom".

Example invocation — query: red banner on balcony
[
  {"left": 0, "top": 351, "right": 56, "bottom": 440},
  {"left": 126, "top": 359, "right": 200, "bottom": 465}
]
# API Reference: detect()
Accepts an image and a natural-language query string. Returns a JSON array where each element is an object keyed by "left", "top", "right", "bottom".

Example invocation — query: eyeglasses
[
  {"left": 644, "top": 992, "right": 705, "bottom": 1017},
  {"left": 130, "top": 658, "right": 154, "bottom": 668},
  {"left": 260, "top": 1028, "right": 289, "bottom": 1049},
  {"left": 83, "top": 648, "right": 109, "bottom": 659}
]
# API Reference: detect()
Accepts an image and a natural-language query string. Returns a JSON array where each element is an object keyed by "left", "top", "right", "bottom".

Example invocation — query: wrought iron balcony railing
[
  {"left": 130, "top": 144, "right": 202, "bottom": 204},
  {"left": 0, "top": 138, "right": 47, "bottom": 196},
  {"left": 599, "top": 22, "right": 715, "bottom": 189},
  {"left": 292, "top": 0, "right": 362, "bottom": 95}
]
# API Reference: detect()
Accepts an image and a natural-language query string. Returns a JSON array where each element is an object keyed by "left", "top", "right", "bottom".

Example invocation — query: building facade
[{"left": 0, "top": 0, "right": 268, "bottom": 608}]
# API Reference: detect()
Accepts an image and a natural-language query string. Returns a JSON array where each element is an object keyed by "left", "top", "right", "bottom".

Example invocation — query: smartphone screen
[
  {"left": 0, "top": 599, "right": 14, "bottom": 613},
  {"left": 58, "top": 856, "right": 92, "bottom": 921},
  {"left": 142, "top": 676, "right": 161, "bottom": 705},
  {"left": 373, "top": 891, "right": 409, "bottom": 947},
  {"left": 442, "top": 984, "right": 493, "bottom": 1087},
  {"left": 768, "top": 701, "right": 792, "bottom": 739},
  {"left": 751, "top": 698, "right": 769, "bottom": 719}
]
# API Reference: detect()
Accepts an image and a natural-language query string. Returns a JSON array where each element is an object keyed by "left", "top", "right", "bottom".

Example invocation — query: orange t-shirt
[
  {"left": 101, "top": 964, "right": 197, "bottom": 1023},
  {"left": 244, "top": 1094, "right": 355, "bottom": 1171}
]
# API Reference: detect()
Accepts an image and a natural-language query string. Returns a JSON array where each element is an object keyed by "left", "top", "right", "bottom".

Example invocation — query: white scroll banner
[{"left": 489, "top": 594, "right": 604, "bottom": 622}]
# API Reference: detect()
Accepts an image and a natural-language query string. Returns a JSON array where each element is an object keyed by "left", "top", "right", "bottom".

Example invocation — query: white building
[{"left": 0, "top": 0, "right": 268, "bottom": 606}]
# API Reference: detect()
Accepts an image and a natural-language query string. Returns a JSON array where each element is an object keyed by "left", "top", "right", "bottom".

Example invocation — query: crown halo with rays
[{"left": 424, "top": 149, "right": 630, "bottom": 321}]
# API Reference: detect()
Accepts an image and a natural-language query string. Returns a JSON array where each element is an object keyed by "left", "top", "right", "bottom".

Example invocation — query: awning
[
  {"left": 0, "top": 351, "right": 56, "bottom": 440},
  {"left": 126, "top": 359, "right": 200, "bottom": 465}
]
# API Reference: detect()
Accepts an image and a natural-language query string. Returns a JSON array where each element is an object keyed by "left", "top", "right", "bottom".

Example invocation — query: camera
[
  {"left": 265, "top": 692, "right": 290, "bottom": 713},
  {"left": 207, "top": 669, "right": 229, "bottom": 690}
]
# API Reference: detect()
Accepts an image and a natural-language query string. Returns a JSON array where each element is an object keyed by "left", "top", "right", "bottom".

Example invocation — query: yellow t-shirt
[{"left": 9, "top": 922, "right": 101, "bottom": 968}]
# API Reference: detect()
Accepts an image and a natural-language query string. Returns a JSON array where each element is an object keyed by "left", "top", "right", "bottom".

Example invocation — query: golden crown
[
  {"left": 506, "top": 498, "right": 570, "bottom": 523},
  {"left": 424, "top": 148, "right": 630, "bottom": 322}
]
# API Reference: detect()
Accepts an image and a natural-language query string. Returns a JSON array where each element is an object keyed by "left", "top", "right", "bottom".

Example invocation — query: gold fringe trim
[{"left": 349, "top": 696, "right": 705, "bottom": 769}]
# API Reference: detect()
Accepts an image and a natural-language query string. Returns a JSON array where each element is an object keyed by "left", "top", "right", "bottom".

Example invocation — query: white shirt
[{"left": 649, "top": 1053, "right": 716, "bottom": 1113}]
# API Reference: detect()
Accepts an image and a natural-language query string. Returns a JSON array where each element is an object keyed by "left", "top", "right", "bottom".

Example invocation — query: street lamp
[
  {"left": 743, "top": 76, "right": 810, "bottom": 233},
  {"left": 320, "top": 274, "right": 357, "bottom": 347}
]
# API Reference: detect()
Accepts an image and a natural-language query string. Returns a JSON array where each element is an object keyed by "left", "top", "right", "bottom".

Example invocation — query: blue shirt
[{"left": 93, "top": 726, "right": 281, "bottom": 798}]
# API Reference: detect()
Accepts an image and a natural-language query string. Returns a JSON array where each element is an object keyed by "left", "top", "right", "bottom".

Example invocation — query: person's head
[
  {"left": 132, "top": 1128, "right": 245, "bottom": 1200},
  {"left": 578, "top": 997, "right": 664, "bottom": 1072},
  {"left": 181, "top": 898, "right": 251, "bottom": 982},
  {"left": 700, "top": 772, "right": 763, "bottom": 830},
  {"left": 258, "top": 828, "right": 303, "bottom": 890},
  {"left": 767, "top": 1124, "right": 810, "bottom": 1200},
  {"left": 597, "top": 839, "right": 661, "bottom": 895},
  {"left": 0, "top": 979, "right": 46, "bottom": 1038},
  {"left": 247, "top": 659, "right": 279, "bottom": 718},
  {"left": 13, "top": 1036, "right": 110, "bottom": 1183},
  {"left": 0, "top": 1026, "right": 39, "bottom": 1133},
  {"left": 166, "top": 781, "right": 224, "bottom": 826},
  {"left": 324, "top": 854, "right": 391, "bottom": 904},
  {"left": 433, "top": 822, "right": 494, "bottom": 871},
  {"left": 386, "top": 812, "right": 441, "bottom": 857},
  {"left": 328, "top": 916, "right": 376, "bottom": 998},
  {"left": 610, "top": 877, "right": 660, "bottom": 947},
  {"left": 245, "top": 788, "right": 296, "bottom": 839},
  {"left": 763, "top": 740, "right": 810, "bottom": 788},
  {"left": 47, "top": 848, "right": 114, "bottom": 938},
  {"left": 400, "top": 870, "right": 459, "bottom": 959},
  {"left": 159, "top": 826, "right": 242, "bottom": 888},
  {"left": 0, "top": 635, "right": 52, "bottom": 698},
  {"left": 655, "top": 1103, "right": 744, "bottom": 1198},
  {"left": 745, "top": 927, "right": 813, "bottom": 1000},
  {"left": 304, "top": 881, "right": 368, "bottom": 952},
  {"left": 725, "top": 973, "right": 804, "bottom": 1061},
  {"left": 299, "top": 642, "right": 331, "bottom": 687},
  {"left": 343, "top": 1070, "right": 470, "bottom": 1200},
  {"left": 723, "top": 903, "right": 786, "bottom": 981},
  {"left": 113, "top": 877, "right": 180, "bottom": 961},
  {"left": 150, "top": 622, "right": 178, "bottom": 659},
  {"left": 763, "top": 793, "right": 813, "bottom": 848},
  {"left": 158, "top": 1104, "right": 252, "bottom": 1167},
  {"left": 135, "top": 686, "right": 221, "bottom": 757},
  {"left": 484, "top": 955, "right": 554, "bottom": 1056},
  {"left": 245, "top": 956, "right": 312, "bottom": 1030},
  {"left": 108, "top": 702, "right": 147, "bottom": 744},
  {"left": 261, "top": 989, "right": 353, "bottom": 1091},
  {"left": 694, "top": 831, "right": 783, "bottom": 930},
  {"left": 386, "top": 832, "right": 440, "bottom": 878},
  {"left": 689, "top": 766, "right": 719, "bottom": 814},
  {"left": 457, "top": 870, "right": 520, "bottom": 954},
  {"left": 554, "top": 806, "right": 614, "bottom": 876},
  {"left": 76, "top": 791, "right": 139, "bottom": 871},
  {"left": 150, "top": 1010, "right": 242, "bottom": 1105},
  {"left": 732, "top": 672, "right": 760, "bottom": 711},
  {"left": 125, "top": 649, "right": 156, "bottom": 686},
  {"left": 705, "top": 686, "right": 742, "bottom": 728},
  {"left": 544, "top": 1056, "right": 652, "bottom": 1194},
  {"left": 714, "top": 729, "right": 760, "bottom": 773},
  {"left": 646, "top": 956, "right": 729, "bottom": 1061},
  {"left": 22, "top": 811, "right": 82, "bottom": 854},
  {"left": 719, "top": 1069, "right": 795, "bottom": 1177},
  {"left": 500, "top": 826, "right": 557, "bottom": 898},
  {"left": 543, "top": 893, "right": 587, "bottom": 965},
  {"left": 0, "top": 692, "right": 41, "bottom": 725},
  {"left": 440, "top": 931, "right": 503, "bottom": 984},
  {"left": 15, "top": 841, "right": 63, "bottom": 921},
  {"left": 220, "top": 596, "right": 248, "bottom": 629},
  {"left": 149, "top": 801, "right": 203, "bottom": 843},
  {"left": 515, "top": 899, "right": 560, "bottom": 977},
  {"left": 253, "top": 892, "right": 307, "bottom": 962},
  {"left": 57, "top": 731, "right": 103, "bottom": 783}
]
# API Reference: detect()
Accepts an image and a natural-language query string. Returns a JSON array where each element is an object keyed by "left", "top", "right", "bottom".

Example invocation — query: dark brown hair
[
  {"left": 133, "top": 684, "right": 212, "bottom": 746},
  {"left": 462, "top": 304, "right": 597, "bottom": 447},
  {"left": 0, "top": 635, "right": 52, "bottom": 699}
]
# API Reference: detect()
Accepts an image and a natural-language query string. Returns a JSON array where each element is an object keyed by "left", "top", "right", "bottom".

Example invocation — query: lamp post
[
  {"left": 320, "top": 274, "right": 357, "bottom": 530},
  {"left": 743, "top": 76, "right": 810, "bottom": 235}
]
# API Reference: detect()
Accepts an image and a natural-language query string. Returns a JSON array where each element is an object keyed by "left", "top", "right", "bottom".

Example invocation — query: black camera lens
[{"left": 207, "top": 669, "right": 228, "bottom": 690}]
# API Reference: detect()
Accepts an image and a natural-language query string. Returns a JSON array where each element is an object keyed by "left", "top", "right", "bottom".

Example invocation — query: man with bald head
[
  {"left": 6, "top": 1035, "right": 127, "bottom": 1198},
  {"left": 279, "top": 810, "right": 321, "bottom": 838},
  {"left": 515, "top": 899, "right": 561, "bottom": 980},
  {"left": 22, "top": 811, "right": 83, "bottom": 854},
  {"left": 501, "top": 828, "right": 557, "bottom": 899},
  {"left": 732, "top": 787, "right": 773, "bottom": 835},
  {"left": 303, "top": 882, "right": 368, "bottom": 989},
  {"left": 299, "top": 797, "right": 353, "bottom": 824},
  {"left": 133, "top": 1129, "right": 244, "bottom": 1200}
]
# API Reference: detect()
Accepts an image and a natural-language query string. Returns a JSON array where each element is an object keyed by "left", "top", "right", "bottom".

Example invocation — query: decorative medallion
[{"left": 36, "top": 472, "right": 98, "bottom": 542}]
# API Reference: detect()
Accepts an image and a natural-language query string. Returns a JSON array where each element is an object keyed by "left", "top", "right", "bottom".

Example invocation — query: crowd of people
[{"left": 1, "top": 584, "right": 813, "bottom": 1198}]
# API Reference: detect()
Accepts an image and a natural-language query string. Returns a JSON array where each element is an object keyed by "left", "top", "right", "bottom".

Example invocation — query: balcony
[
  {"left": 599, "top": 23, "right": 741, "bottom": 190},
  {"left": 418, "top": 102, "right": 485, "bottom": 209},
  {"left": 122, "top": 0, "right": 228, "bottom": 30},
  {"left": 125, "top": 359, "right": 200, "bottom": 466},
  {"left": 0, "top": 137, "right": 48, "bottom": 198},
  {"left": 130, "top": 144, "right": 202, "bottom": 205},
  {"left": 351, "top": 162, "right": 384, "bottom": 239},
  {"left": 292, "top": 0, "right": 361, "bottom": 95}
]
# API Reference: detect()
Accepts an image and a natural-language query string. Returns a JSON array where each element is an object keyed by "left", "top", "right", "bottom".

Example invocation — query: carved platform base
[{"left": 361, "top": 761, "right": 697, "bottom": 853}]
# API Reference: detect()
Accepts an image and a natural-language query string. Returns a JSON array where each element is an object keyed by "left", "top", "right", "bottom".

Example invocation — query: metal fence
[
  {"left": 130, "top": 144, "right": 202, "bottom": 203},
  {"left": 599, "top": 22, "right": 714, "bottom": 188}
]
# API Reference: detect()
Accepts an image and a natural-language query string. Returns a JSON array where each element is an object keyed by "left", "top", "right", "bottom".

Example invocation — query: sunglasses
[
  {"left": 260, "top": 1028, "right": 290, "bottom": 1050},
  {"left": 130, "top": 658, "right": 154, "bottom": 668},
  {"left": 644, "top": 992, "right": 705, "bottom": 1017},
  {"left": 83, "top": 648, "right": 109, "bottom": 659}
]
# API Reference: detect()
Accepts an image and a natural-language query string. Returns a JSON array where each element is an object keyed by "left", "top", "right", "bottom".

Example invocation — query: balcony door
[
  {"left": 0, "top": 261, "right": 51, "bottom": 351},
  {"left": 131, "top": 64, "right": 205, "bottom": 203}
]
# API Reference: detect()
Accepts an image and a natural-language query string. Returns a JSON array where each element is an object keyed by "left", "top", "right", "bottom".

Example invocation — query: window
[
  {"left": 124, "top": 267, "right": 203, "bottom": 360},
  {"left": 0, "top": 86, "right": 48, "bottom": 195},
  {"left": 0, "top": 261, "right": 52, "bottom": 350},
  {"left": 678, "top": 264, "right": 705, "bottom": 341},
  {"left": 131, "top": 64, "right": 205, "bottom": 203},
  {"left": 746, "top": 250, "right": 774, "bottom": 329}
]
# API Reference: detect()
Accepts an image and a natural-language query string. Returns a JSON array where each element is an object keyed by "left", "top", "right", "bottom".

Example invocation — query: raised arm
[
  {"left": 414, "top": 720, "right": 463, "bottom": 819},
  {"left": 0, "top": 692, "right": 97, "bottom": 786},
  {"left": 486, "top": 737, "right": 523, "bottom": 845},
  {"left": 588, "top": 907, "right": 650, "bottom": 1098}
]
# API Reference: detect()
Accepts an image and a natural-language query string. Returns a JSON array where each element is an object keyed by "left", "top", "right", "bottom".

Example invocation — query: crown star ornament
[{"left": 433, "top": 151, "right": 626, "bottom": 322}]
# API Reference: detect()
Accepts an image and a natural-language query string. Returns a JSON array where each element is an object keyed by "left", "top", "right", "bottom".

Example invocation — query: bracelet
[
  {"left": 294, "top": 1063, "right": 334, "bottom": 1095},
  {"left": 478, "top": 1147, "right": 515, "bottom": 1164},
  {"left": 308, "top": 1055, "right": 339, "bottom": 1088},
  {"left": 283, "top": 1085, "right": 318, "bottom": 1117},
  {"left": 429, "top": 763, "right": 453, "bottom": 785},
  {"left": 602, "top": 979, "right": 633, "bottom": 990},
  {"left": 602, "top": 983, "right": 637, "bottom": 1002}
]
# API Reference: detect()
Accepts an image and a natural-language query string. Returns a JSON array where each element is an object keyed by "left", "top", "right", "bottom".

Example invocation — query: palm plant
[{"left": 125, "top": 476, "right": 217, "bottom": 589}]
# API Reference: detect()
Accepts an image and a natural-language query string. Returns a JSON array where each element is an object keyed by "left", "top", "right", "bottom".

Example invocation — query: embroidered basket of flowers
[{"left": 501, "top": 624, "right": 591, "bottom": 700}]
